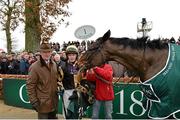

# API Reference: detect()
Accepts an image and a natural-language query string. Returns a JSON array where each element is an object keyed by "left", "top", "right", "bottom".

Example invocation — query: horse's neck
[
  {"left": 107, "top": 47, "right": 168, "bottom": 82},
  {"left": 108, "top": 47, "right": 146, "bottom": 72},
  {"left": 142, "top": 48, "right": 168, "bottom": 81}
]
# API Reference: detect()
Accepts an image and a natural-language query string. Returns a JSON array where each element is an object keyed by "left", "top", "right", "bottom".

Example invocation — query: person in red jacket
[{"left": 86, "top": 63, "right": 114, "bottom": 119}]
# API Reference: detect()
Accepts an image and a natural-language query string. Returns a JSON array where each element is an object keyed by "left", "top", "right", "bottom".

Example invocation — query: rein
[{"left": 94, "top": 71, "right": 112, "bottom": 85}]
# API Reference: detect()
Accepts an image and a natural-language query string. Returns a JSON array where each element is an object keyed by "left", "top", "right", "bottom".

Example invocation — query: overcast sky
[{"left": 1, "top": 0, "right": 180, "bottom": 52}]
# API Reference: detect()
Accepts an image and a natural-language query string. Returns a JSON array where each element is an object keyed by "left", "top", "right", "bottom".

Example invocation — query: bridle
[{"left": 83, "top": 43, "right": 107, "bottom": 69}]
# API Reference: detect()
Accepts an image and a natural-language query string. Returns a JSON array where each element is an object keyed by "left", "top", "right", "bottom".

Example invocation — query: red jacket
[{"left": 86, "top": 64, "right": 114, "bottom": 101}]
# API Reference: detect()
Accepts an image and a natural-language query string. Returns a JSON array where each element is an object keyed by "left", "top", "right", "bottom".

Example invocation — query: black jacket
[
  {"left": 7, "top": 60, "right": 19, "bottom": 74},
  {"left": 0, "top": 60, "right": 8, "bottom": 74},
  {"left": 60, "top": 61, "right": 79, "bottom": 90}
]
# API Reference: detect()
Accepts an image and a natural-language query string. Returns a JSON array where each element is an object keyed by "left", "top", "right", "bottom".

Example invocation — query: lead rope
[{"left": 57, "top": 65, "right": 67, "bottom": 118}]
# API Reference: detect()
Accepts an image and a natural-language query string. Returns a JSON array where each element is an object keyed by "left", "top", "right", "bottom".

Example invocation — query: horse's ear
[{"left": 100, "top": 30, "right": 111, "bottom": 43}]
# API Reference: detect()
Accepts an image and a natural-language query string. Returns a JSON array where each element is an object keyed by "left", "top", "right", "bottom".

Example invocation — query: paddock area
[
  {"left": 0, "top": 99, "right": 65, "bottom": 119},
  {"left": 0, "top": 99, "right": 37, "bottom": 119}
]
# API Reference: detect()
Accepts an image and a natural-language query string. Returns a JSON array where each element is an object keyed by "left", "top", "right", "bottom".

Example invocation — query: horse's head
[{"left": 77, "top": 30, "right": 111, "bottom": 69}]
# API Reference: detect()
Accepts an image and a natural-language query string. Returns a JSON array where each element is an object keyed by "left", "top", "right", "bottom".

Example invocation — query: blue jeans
[{"left": 92, "top": 99, "right": 113, "bottom": 119}]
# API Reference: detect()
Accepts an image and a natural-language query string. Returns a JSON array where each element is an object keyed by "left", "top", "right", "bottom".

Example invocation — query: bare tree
[
  {"left": 40, "top": 0, "right": 71, "bottom": 41},
  {"left": 25, "top": 0, "right": 71, "bottom": 52},
  {"left": 0, "top": 0, "right": 24, "bottom": 53}
]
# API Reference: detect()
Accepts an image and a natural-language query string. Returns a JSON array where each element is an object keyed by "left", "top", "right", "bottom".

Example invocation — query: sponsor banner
[{"left": 3, "top": 79, "right": 180, "bottom": 118}]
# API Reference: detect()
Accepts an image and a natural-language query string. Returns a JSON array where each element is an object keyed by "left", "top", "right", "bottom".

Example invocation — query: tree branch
[
  {"left": 0, "top": 0, "right": 8, "bottom": 6},
  {"left": 7, "top": 0, "right": 10, "bottom": 7},
  {"left": 0, "top": 8, "right": 7, "bottom": 15}
]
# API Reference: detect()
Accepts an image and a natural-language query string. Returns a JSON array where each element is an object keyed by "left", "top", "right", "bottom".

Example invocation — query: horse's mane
[{"left": 108, "top": 37, "right": 169, "bottom": 49}]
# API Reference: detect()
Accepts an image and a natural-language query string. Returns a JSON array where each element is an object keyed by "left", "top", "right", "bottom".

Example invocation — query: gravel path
[{"left": 0, "top": 99, "right": 64, "bottom": 119}]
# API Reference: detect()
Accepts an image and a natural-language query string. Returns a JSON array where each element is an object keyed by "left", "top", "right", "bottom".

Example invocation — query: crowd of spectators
[
  {"left": 0, "top": 40, "right": 94, "bottom": 75},
  {"left": 49, "top": 40, "right": 95, "bottom": 53},
  {"left": 60, "top": 40, "right": 94, "bottom": 52},
  {"left": 0, "top": 51, "right": 39, "bottom": 75}
]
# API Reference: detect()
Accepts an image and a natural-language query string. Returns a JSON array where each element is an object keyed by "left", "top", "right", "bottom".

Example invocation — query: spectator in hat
[{"left": 26, "top": 42, "right": 59, "bottom": 119}]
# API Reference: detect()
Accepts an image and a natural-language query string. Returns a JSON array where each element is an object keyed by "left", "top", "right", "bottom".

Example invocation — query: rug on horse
[{"left": 139, "top": 43, "right": 180, "bottom": 119}]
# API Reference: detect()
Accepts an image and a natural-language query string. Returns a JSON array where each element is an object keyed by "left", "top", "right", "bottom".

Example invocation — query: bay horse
[
  {"left": 78, "top": 30, "right": 169, "bottom": 81},
  {"left": 77, "top": 30, "right": 180, "bottom": 119}
]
